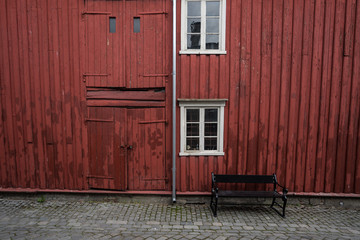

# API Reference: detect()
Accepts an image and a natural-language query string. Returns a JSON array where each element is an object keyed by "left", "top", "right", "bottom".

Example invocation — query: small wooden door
[
  {"left": 87, "top": 107, "right": 167, "bottom": 191},
  {"left": 87, "top": 107, "right": 126, "bottom": 190},
  {"left": 127, "top": 108, "right": 167, "bottom": 190}
]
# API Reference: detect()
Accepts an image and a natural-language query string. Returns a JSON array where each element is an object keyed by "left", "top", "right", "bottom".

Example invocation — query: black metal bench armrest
[{"left": 276, "top": 182, "right": 288, "bottom": 195}]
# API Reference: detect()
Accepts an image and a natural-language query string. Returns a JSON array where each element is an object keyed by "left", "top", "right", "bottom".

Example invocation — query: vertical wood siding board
[
  {"left": 79, "top": 0, "right": 88, "bottom": 189},
  {"left": 0, "top": 22, "right": 7, "bottom": 186},
  {"left": 338, "top": 0, "right": 356, "bottom": 193},
  {"left": 26, "top": 1, "right": 40, "bottom": 187},
  {"left": 330, "top": 0, "right": 346, "bottom": 193},
  {"left": 48, "top": 2, "right": 62, "bottom": 189},
  {"left": 350, "top": 0, "right": 360, "bottom": 194},
  {"left": 127, "top": 110, "right": 133, "bottom": 190},
  {"left": 9, "top": 0, "right": 27, "bottom": 187},
  {"left": 37, "top": 0, "right": 54, "bottom": 188},
  {"left": 286, "top": 0, "right": 304, "bottom": 191},
  {"left": 35, "top": 0, "right": 47, "bottom": 189},
  {"left": 22, "top": 0, "right": 34, "bottom": 187},
  {"left": 238, "top": 0, "right": 251, "bottom": 177},
  {"left": 294, "top": 0, "right": 314, "bottom": 192},
  {"left": 70, "top": 2, "right": 82, "bottom": 189},
  {"left": 110, "top": 1, "right": 116, "bottom": 87},
  {"left": 267, "top": 0, "right": 282, "bottom": 182},
  {"left": 306, "top": 0, "right": 325, "bottom": 192},
  {"left": 344, "top": 0, "right": 356, "bottom": 56},
  {"left": 208, "top": 56, "right": 217, "bottom": 98},
  {"left": 57, "top": 2, "right": 69, "bottom": 189},
  {"left": 246, "top": 0, "right": 261, "bottom": 177},
  {"left": 107, "top": 1, "right": 113, "bottom": 87},
  {"left": 189, "top": 158, "right": 195, "bottom": 192},
  {"left": 225, "top": 0, "right": 240, "bottom": 178},
  {"left": 344, "top": 0, "right": 359, "bottom": 193},
  {"left": 259, "top": 0, "right": 272, "bottom": 183},
  {"left": 100, "top": 13, "right": 107, "bottom": 87},
  {"left": 180, "top": 56, "right": 189, "bottom": 98},
  {"left": 180, "top": 157, "right": 186, "bottom": 192},
  {"left": 276, "top": 0, "right": 293, "bottom": 186},
  {"left": 189, "top": 55, "right": 199, "bottom": 98},
  {"left": 319, "top": 0, "right": 336, "bottom": 193},
  {"left": 2, "top": 0, "right": 18, "bottom": 187},
  {"left": 18, "top": 0, "right": 33, "bottom": 145},
  {"left": 199, "top": 55, "right": 207, "bottom": 99}
]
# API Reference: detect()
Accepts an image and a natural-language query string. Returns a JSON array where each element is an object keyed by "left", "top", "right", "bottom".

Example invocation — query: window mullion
[
  {"left": 201, "top": 0, "right": 206, "bottom": 50},
  {"left": 200, "top": 108, "right": 204, "bottom": 151}
]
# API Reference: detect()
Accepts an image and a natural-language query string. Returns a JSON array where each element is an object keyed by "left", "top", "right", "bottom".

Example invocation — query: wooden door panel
[
  {"left": 87, "top": 107, "right": 126, "bottom": 190},
  {"left": 127, "top": 108, "right": 167, "bottom": 190},
  {"left": 126, "top": 0, "right": 168, "bottom": 88}
]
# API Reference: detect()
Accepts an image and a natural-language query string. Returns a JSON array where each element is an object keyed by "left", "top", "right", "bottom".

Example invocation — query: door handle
[{"left": 120, "top": 145, "right": 133, "bottom": 150}]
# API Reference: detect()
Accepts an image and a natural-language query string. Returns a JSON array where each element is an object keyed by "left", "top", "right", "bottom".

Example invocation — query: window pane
[
  {"left": 206, "top": 34, "right": 219, "bottom": 49},
  {"left": 206, "top": 1, "right": 220, "bottom": 16},
  {"left": 133, "top": 17, "right": 140, "bottom": 33},
  {"left": 186, "top": 138, "right": 199, "bottom": 150},
  {"left": 188, "top": 1, "right": 201, "bottom": 16},
  {"left": 205, "top": 109, "right": 218, "bottom": 122},
  {"left": 187, "top": 34, "right": 201, "bottom": 49},
  {"left": 187, "top": 123, "right": 199, "bottom": 136},
  {"left": 188, "top": 18, "right": 201, "bottom": 33},
  {"left": 205, "top": 123, "right": 217, "bottom": 136},
  {"left": 206, "top": 18, "right": 219, "bottom": 33},
  {"left": 186, "top": 109, "right": 199, "bottom": 122},
  {"left": 205, "top": 138, "right": 217, "bottom": 150},
  {"left": 109, "top": 17, "right": 116, "bottom": 33}
]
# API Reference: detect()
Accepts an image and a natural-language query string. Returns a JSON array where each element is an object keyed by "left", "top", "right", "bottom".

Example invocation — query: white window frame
[
  {"left": 179, "top": 99, "right": 226, "bottom": 156},
  {"left": 180, "top": 0, "right": 227, "bottom": 55}
]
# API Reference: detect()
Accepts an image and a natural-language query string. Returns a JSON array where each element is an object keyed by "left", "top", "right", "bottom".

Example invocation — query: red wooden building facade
[{"left": 0, "top": 0, "right": 359, "bottom": 195}]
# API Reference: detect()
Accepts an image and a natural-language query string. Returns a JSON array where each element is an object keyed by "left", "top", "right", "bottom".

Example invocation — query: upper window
[
  {"left": 180, "top": 0, "right": 226, "bottom": 54},
  {"left": 179, "top": 99, "right": 226, "bottom": 156}
]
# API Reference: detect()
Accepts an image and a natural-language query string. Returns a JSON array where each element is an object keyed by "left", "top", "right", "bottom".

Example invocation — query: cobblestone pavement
[{"left": 0, "top": 197, "right": 360, "bottom": 240}]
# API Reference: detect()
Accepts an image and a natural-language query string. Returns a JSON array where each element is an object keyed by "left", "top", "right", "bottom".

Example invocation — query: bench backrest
[{"left": 212, "top": 173, "right": 276, "bottom": 184}]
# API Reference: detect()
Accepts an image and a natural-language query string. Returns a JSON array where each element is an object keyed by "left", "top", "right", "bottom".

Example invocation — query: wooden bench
[{"left": 210, "top": 173, "right": 288, "bottom": 217}]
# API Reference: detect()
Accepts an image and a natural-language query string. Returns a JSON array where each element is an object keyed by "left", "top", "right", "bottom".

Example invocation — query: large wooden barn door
[
  {"left": 87, "top": 107, "right": 127, "bottom": 190},
  {"left": 87, "top": 107, "right": 167, "bottom": 191},
  {"left": 127, "top": 108, "right": 167, "bottom": 190},
  {"left": 126, "top": 4, "right": 168, "bottom": 88},
  {"left": 83, "top": 0, "right": 169, "bottom": 88}
]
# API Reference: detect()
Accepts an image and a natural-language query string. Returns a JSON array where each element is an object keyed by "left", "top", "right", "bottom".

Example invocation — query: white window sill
[
  {"left": 179, "top": 50, "right": 227, "bottom": 55},
  {"left": 179, "top": 151, "right": 225, "bottom": 156}
]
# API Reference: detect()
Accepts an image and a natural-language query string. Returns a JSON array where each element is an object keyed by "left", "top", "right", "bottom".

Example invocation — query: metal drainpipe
[{"left": 172, "top": 0, "right": 177, "bottom": 203}]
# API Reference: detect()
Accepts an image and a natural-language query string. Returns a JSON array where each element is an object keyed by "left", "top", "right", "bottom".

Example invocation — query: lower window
[{"left": 179, "top": 99, "right": 226, "bottom": 156}]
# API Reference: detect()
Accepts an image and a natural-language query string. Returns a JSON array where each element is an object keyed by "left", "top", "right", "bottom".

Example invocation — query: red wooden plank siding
[
  {"left": 0, "top": 0, "right": 359, "bottom": 194},
  {"left": 175, "top": 0, "right": 360, "bottom": 194}
]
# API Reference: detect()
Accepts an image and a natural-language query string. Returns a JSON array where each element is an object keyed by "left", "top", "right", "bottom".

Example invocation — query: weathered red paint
[{"left": 0, "top": 0, "right": 359, "bottom": 194}]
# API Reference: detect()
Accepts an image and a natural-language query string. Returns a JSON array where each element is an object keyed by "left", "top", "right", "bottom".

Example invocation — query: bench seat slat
[
  {"left": 217, "top": 190, "right": 282, "bottom": 198},
  {"left": 214, "top": 174, "right": 274, "bottom": 184}
]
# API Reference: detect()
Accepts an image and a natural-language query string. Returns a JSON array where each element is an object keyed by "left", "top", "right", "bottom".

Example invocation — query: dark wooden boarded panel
[{"left": 87, "top": 90, "right": 165, "bottom": 101}]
